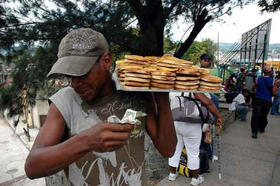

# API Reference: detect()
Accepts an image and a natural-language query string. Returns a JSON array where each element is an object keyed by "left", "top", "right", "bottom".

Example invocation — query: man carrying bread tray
[{"left": 24, "top": 28, "right": 177, "bottom": 186}]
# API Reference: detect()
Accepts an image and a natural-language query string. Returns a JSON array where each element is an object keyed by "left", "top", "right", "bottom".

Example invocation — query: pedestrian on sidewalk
[
  {"left": 168, "top": 92, "right": 223, "bottom": 186},
  {"left": 270, "top": 71, "right": 280, "bottom": 115},
  {"left": 199, "top": 53, "right": 220, "bottom": 162},
  {"left": 244, "top": 68, "right": 257, "bottom": 106},
  {"left": 251, "top": 66, "right": 278, "bottom": 139},
  {"left": 24, "top": 28, "right": 176, "bottom": 186}
]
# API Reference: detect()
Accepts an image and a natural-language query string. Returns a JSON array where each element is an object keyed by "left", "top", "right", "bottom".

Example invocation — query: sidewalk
[
  {"left": 157, "top": 111, "right": 280, "bottom": 186},
  {"left": 0, "top": 117, "right": 45, "bottom": 186}
]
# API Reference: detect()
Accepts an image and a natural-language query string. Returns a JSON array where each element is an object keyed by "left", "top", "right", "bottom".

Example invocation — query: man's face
[
  {"left": 70, "top": 55, "right": 111, "bottom": 101},
  {"left": 200, "top": 59, "right": 211, "bottom": 68},
  {"left": 243, "top": 92, "right": 249, "bottom": 97}
]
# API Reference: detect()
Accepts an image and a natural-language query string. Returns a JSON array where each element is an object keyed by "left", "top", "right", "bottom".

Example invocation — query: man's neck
[
  {"left": 87, "top": 78, "right": 115, "bottom": 105},
  {"left": 201, "top": 66, "right": 210, "bottom": 69},
  {"left": 99, "top": 79, "right": 115, "bottom": 97}
]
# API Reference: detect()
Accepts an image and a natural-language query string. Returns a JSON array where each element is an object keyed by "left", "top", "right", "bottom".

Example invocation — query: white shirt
[{"left": 229, "top": 94, "right": 245, "bottom": 111}]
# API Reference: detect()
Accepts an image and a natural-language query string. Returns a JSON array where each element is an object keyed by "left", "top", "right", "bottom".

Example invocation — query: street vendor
[{"left": 24, "top": 28, "right": 176, "bottom": 186}]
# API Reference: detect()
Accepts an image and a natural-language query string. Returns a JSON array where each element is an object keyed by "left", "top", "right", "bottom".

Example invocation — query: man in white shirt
[{"left": 229, "top": 89, "right": 250, "bottom": 121}]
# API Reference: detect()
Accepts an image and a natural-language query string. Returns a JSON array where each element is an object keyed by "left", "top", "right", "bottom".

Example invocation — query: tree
[
  {"left": 1, "top": 0, "right": 249, "bottom": 57},
  {"left": 0, "top": 46, "right": 60, "bottom": 117},
  {"left": 183, "top": 39, "right": 218, "bottom": 65},
  {"left": 0, "top": 0, "right": 250, "bottom": 116},
  {"left": 258, "top": 0, "right": 280, "bottom": 12}
]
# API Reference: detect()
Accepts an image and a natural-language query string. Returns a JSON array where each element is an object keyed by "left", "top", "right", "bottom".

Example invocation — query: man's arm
[
  {"left": 241, "top": 102, "right": 250, "bottom": 106},
  {"left": 253, "top": 77, "right": 257, "bottom": 90},
  {"left": 194, "top": 93, "right": 223, "bottom": 125},
  {"left": 272, "top": 80, "right": 278, "bottom": 96},
  {"left": 25, "top": 103, "right": 133, "bottom": 179},
  {"left": 145, "top": 93, "right": 176, "bottom": 157}
]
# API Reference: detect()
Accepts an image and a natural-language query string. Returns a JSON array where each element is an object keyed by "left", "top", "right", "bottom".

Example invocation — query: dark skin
[
  {"left": 241, "top": 92, "right": 251, "bottom": 106},
  {"left": 200, "top": 59, "right": 212, "bottom": 68},
  {"left": 25, "top": 53, "right": 176, "bottom": 179}
]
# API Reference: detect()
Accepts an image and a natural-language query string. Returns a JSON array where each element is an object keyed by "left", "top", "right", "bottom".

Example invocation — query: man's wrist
[
  {"left": 217, "top": 115, "right": 223, "bottom": 120},
  {"left": 75, "top": 132, "right": 92, "bottom": 153}
]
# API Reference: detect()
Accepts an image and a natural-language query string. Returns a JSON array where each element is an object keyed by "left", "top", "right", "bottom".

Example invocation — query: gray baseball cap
[{"left": 47, "top": 28, "right": 109, "bottom": 77}]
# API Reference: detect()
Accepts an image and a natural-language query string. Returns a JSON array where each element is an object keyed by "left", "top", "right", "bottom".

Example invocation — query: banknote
[
  {"left": 107, "top": 115, "right": 121, "bottom": 123},
  {"left": 121, "top": 109, "right": 137, "bottom": 123}
]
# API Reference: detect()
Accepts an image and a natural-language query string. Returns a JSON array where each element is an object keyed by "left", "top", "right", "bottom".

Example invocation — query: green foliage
[
  {"left": 258, "top": 0, "right": 280, "bottom": 12},
  {"left": 183, "top": 39, "right": 218, "bottom": 64},
  {"left": 164, "top": 37, "right": 177, "bottom": 54},
  {"left": 0, "top": 86, "right": 22, "bottom": 117},
  {"left": 0, "top": 45, "right": 60, "bottom": 117}
]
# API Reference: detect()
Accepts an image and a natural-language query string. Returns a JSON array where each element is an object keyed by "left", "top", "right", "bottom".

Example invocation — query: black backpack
[{"left": 199, "top": 143, "right": 210, "bottom": 174}]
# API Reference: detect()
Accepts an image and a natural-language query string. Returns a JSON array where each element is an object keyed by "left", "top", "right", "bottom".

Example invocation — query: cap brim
[{"left": 47, "top": 56, "right": 98, "bottom": 77}]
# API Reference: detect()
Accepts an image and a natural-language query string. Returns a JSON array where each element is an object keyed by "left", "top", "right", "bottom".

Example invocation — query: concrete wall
[
  {"left": 144, "top": 135, "right": 169, "bottom": 183},
  {"left": 32, "top": 100, "right": 49, "bottom": 128},
  {"left": 3, "top": 99, "right": 49, "bottom": 129}
]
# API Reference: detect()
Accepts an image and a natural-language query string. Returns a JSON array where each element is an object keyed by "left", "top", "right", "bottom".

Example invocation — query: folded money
[{"left": 107, "top": 109, "right": 147, "bottom": 135}]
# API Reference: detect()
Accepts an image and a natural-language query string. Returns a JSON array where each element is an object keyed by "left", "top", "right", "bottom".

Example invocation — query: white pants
[{"left": 168, "top": 121, "right": 202, "bottom": 170}]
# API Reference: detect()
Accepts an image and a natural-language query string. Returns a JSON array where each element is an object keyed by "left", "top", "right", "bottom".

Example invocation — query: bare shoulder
[{"left": 32, "top": 103, "right": 67, "bottom": 148}]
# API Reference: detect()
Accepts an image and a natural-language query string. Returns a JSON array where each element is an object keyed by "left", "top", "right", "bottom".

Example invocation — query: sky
[{"left": 170, "top": 3, "right": 280, "bottom": 44}]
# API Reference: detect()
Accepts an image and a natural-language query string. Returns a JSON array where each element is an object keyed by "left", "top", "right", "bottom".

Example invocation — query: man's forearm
[
  {"left": 153, "top": 93, "right": 176, "bottom": 157},
  {"left": 272, "top": 83, "right": 278, "bottom": 95},
  {"left": 25, "top": 133, "right": 90, "bottom": 179},
  {"left": 204, "top": 99, "right": 222, "bottom": 118},
  {"left": 194, "top": 93, "right": 222, "bottom": 119}
]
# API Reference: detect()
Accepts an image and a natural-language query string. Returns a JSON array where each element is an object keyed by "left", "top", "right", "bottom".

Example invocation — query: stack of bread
[
  {"left": 175, "top": 67, "right": 200, "bottom": 90},
  {"left": 115, "top": 60, "right": 141, "bottom": 85},
  {"left": 124, "top": 55, "right": 147, "bottom": 66},
  {"left": 151, "top": 71, "right": 176, "bottom": 89},
  {"left": 199, "top": 74, "right": 222, "bottom": 91},
  {"left": 115, "top": 54, "right": 222, "bottom": 92},
  {"left": 123, "top": 68, "right": 151, "bottom": 90},
  {"left": 156, "top": 56, "right": 193, "bottom": 72}
]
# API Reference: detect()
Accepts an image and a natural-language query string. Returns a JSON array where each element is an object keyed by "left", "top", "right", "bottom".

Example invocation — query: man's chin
[{"left": 80, "top": 92, "right": 96, "bottom": 102}]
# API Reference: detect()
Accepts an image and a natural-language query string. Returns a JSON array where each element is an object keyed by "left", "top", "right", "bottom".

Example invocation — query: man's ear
[{"left": 101, "top": 53, "right": 112, "bottom": 70}]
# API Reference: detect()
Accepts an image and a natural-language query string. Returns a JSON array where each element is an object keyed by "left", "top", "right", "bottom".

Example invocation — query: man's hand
[
  {"left": 79, "top": 123, "right": 134, "bottom": 152},
  {"left": 215, "top": 117, "right": 223, "bottom": 136},
  {"left": 216, "top": 117, "right": 223, "bottom": 127}
]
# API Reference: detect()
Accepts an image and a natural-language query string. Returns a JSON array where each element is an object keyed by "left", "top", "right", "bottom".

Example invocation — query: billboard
[{"left": 240, "top": 19, "right": 271, "bottom": 66}]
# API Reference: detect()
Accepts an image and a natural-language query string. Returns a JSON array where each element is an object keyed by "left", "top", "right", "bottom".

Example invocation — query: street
[
  {"left": 157, "top": 111, "right": 280, "bottom": 186},
  {"left": 0, "top": 118, "right": 45, "bottom": 186}
]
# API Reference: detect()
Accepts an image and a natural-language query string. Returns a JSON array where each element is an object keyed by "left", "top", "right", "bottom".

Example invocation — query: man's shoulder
[
  {"left": 53, "top": 87, "right": 75, "bottom": 96},
  {"left": 49, "top": 86, "right": 79, "bottom": 103}
]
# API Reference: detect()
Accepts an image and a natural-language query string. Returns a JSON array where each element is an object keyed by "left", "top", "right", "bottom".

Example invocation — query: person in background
[
  {"left": 168, "top": 93, "right": 223, "bottom": 186},
  {"left": 199, "top": 53, "right": 220, "bottom": 161},
  {"left": 199, "top": 53, "right": 212, "bottom": 69},
  {"left": 255, "top": 66, "right": 262, "bottom": 76},
  {"left": 251, "top": 66, "right": 278, "bottom": 139},
  {"left": 244, "top": 68, "right": 257, "bottom": 105},
  {"left": 224, "top": 73, "right": 237, "bottom": 92},
  {"left": 199, "top": 54, "right": 219, "bottom": 109},
  {"left": 229, "top": 89, "right": 251, "bottom": 121},
  {"left": 270, "top": 71, "right": 280, "bottom": 115},
  {"left": 236, "top": 66, "right": 247, "bottom": 93}
]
